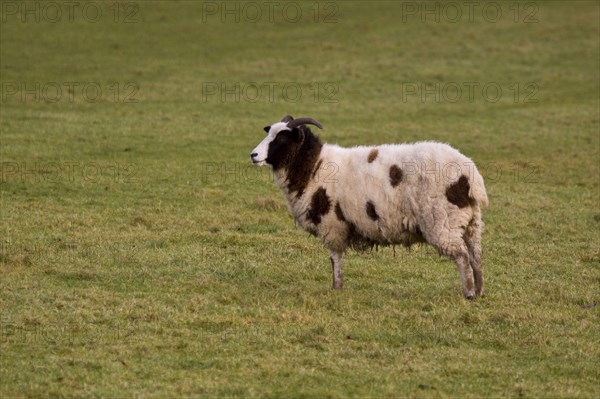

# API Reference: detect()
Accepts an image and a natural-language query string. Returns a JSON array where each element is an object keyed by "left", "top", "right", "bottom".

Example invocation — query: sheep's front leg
[{"left": 329, "top": 251, "right": 344, "bottom": 289}]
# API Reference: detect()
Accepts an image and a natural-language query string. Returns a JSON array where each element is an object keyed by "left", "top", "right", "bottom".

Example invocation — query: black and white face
[{"left": 250, "top": 121, "right": 301, "bottom": 169}]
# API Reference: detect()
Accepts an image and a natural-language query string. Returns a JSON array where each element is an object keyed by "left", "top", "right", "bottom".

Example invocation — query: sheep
[{"left": 250, "top": 115, "right": 489, "bottom": 299}]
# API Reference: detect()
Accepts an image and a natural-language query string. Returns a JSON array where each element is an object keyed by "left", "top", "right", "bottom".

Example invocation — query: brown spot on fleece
[
  {"left": 367, "top": 148, "right": 378, "bottom": 163},
  {"left": 335, "top": 202, "right": 346, "bottom": 222},
  {"left": 389, "top": 165, "right": 403, "bottom": 187},
  {"left": 307, "top": 187, "right": 331, "bottom": 225},
  {"left": 366, "top": 201, "right": 379, "bottom": 221},
  {"left": 446, "top": 175, "right": 471, "bottom": 208}
]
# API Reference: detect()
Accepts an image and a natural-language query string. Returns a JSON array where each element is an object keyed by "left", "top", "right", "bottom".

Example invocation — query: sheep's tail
[{"left": 469, "top": 168, "right": 489, "bottom": 208}]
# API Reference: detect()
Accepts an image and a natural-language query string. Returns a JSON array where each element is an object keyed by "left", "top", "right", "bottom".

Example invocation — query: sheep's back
[{"left": 313, "top": 142, "right": 483, "bottom": 243}]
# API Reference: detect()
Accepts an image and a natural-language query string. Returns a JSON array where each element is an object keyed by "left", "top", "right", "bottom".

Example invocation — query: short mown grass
[{"left": 1, "top": 1, "right": 599, "bottom": 397}]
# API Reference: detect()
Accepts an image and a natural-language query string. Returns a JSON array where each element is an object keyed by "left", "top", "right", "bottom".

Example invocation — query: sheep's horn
[
  {"left": 287, "top": 117, "right": 323, "bottom": 130},
  {"left": 280, "top": 115, "right": 294, "bottom": 123}
]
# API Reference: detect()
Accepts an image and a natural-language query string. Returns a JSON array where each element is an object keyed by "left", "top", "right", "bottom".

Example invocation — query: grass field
[{"left": 1, "top": 1, "right": 599, "bottom": 397}]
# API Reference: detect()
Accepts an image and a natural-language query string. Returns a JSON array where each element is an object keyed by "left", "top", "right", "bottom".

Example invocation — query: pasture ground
[{"left": 1, "top": 1, "right": 599, "bottom": 397}]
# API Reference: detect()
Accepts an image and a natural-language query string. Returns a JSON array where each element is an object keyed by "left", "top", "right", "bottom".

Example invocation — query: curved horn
[
  {"left": 280, "top": 115, "right": 294, "bottom": 123},
  {"left": 287, "top": 117, "right": 323, "bottom": 130}
]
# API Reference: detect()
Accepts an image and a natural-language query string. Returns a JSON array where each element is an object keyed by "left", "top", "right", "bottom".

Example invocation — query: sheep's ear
[
  {"left": 291, "top": 127, "right": 304, "bottom": 143},
  {"left": 280, "top": 115, "right": 294, "bottom": 123},
  {"left": 263, "top": 126, "right": 270, "bottom": 133}
]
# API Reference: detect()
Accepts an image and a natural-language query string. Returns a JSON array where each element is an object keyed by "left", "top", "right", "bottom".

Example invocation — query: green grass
[{"left": 1, "top": 1, "right": 599, "bottom": 397}]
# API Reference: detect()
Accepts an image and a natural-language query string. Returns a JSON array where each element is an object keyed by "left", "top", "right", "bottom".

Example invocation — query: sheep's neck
[{"left": 274, "top": 130, "right": 323, "bottom": 208}]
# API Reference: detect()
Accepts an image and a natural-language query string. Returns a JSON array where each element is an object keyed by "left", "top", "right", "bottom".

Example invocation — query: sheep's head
[{"left": 250, "top": 115, "right": 323, "bottom": 170}]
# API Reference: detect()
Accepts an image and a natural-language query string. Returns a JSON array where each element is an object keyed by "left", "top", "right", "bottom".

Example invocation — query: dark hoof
[{"left": 465, "top": 294, "right": 475, "bottom": 300}]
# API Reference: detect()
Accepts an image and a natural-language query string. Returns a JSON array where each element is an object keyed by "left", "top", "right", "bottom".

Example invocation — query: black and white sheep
[{"left": 250, "top": 115, "right": 489, "bottom": 299}]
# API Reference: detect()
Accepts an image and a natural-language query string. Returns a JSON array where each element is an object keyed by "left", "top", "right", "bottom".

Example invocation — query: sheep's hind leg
[
  {"left": 452, "top": 249, "right": 476, "bottom": 300},
  {"left": 329, "top": 251, "right": 344, "bottom": 289},
  {"left": 465, "top": 208, "right": 484, "bottom": 298},
  {"left": 428, "top": 236, "right": 475, "bottom": 299},
  {"left": 465, "top": 232, "right": 484, "bottom": 298}
]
